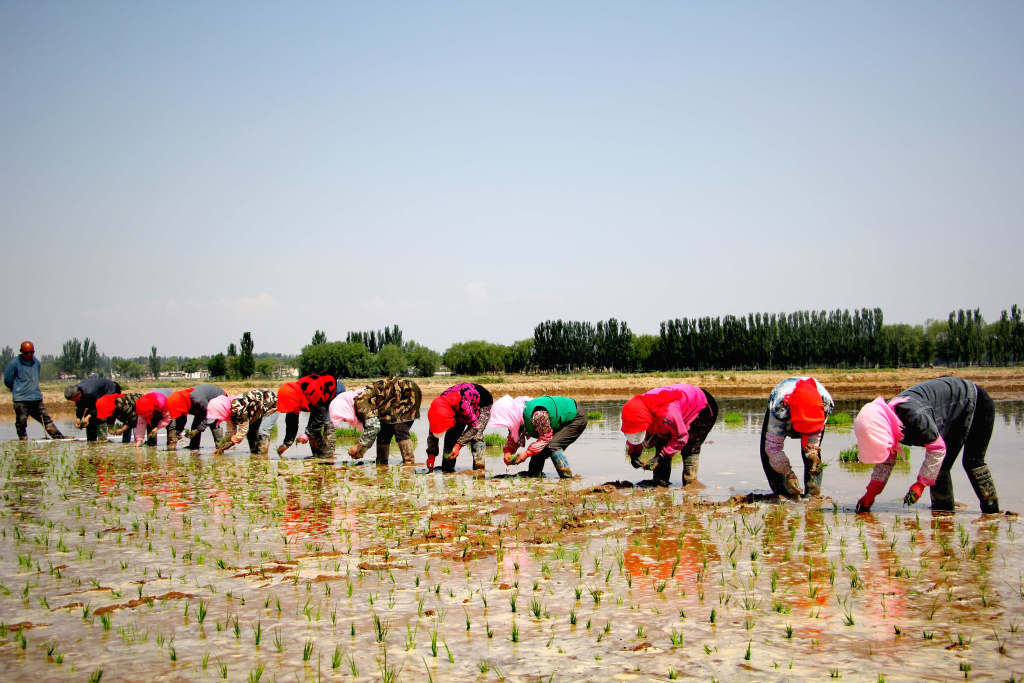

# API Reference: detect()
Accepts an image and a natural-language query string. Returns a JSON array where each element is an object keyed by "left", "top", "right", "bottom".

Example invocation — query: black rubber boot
[
  {"left": 967, "top": 465, "right": 1000, "bottom": 513},
  {"left": 929, "top": 470, "right": 956, "bottom": 511},
  {"left": 376, "top": 440, "right": 390, "bottom": 465},
  {"left": 398, "top": 439, "right": 415, "bottom": 465}
]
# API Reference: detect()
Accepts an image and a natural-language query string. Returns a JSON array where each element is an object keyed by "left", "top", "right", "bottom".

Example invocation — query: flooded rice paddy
[{"left": 1, "top": 398, "right": 1023, "bottom": 681}]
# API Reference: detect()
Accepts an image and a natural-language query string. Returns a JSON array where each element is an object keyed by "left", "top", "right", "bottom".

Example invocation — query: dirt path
[{"left": 8, "top": 367, "right": 1024, "bottom": 419}]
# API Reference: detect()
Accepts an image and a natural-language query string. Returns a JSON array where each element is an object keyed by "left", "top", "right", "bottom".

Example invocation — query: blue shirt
[{"left": 4, "top": 356, "right": 43, "bottom": 402}]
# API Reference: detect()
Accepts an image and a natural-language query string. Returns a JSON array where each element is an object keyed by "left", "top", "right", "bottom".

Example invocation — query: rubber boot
[
  {"left": 803, "top": 446, "right": 822, "bottom": 496},
  {"left": 549, "top": 449, "right": 573, "bottom": 478},
  {"left": 253, "top": 434, "right": 271, "bottom": 455},
  {"left": 376, "top": 440, "right": 391, "bottom": 465},
  {"left": 967, "top": 465, "right": 1000, "bottom": 513},
  {"left": 398, "top": 439, "right": 415, "bottom": 465},
  {"left": 471, "top": 441, "right": 487, "bottom": 470},
  {"left": 929, "top": 470, "right": 955, "bottom": 511},
  {"left": 440, "top": 452, "right": 457, "bottom": 473},
  {"left": 682, "top": 453, "right": 700, "bottom": 485}
]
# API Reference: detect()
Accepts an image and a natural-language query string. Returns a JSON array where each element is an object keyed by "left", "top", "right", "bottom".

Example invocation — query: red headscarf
[
  {"left": 785, "top": 378, "right": 825, "bottom": 436},
  {"left": 620, "top": 395, "right": 654, "bottom": 434},
  {"left": 96, "top": 394, "right": 121, "bottom": 420},
  {"left": 167, "top": 388, "right": 194, "bottom": 419},
  {"left": 297, "top": 375, "right": 336, "bottom": 408},
  {"left": 427, "top": 392, "right": 460, "bottom": 434},
  {"left": 276, "top": 382, "right": 307, "bottom": 414},
  {"left": 135, "top": 394, "right": 159, "bottom": 421}
]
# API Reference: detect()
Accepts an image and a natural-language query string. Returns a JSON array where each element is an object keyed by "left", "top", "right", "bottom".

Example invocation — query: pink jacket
[
  {"left": 135, "top": 392, "right": 171, "bottom": 443},
  {"left": 644, "top": 383, "right": 708, "bottom": 456}
]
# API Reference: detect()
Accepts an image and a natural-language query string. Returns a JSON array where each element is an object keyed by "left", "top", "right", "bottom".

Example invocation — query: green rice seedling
[
  {"left": 478, "top": 660, "right": 490, "bottom": 673},
  {"left": 722, "top": 412, "right": 743, "bottom": 425},
  {"left": 198, "top": 599, "right": 207, "bottom": 624},
  {"left": 959, "top": 662, "right": 971, "bottom": 677},
  {"left": 829, "top": 668, "right": 840, "bottom": 678},
  {"left": 89, "top": 670, "right": 103, "bottom": 683},
  {"left": 443, "top": 641, "right": 454, "bottom": 663},
  {"left": 100, "top": 614, "right": 111, "bottom": 630},
  {"left": 784, "top": 624, "right": 793, "bottom": 639},
  {"left": 530, "top": 597, "right": 542, "bottom": 618},
  {"left": 744, "top": 640, "right": 752, "bottom": 660},
  {"left": 373, "top": 613, "right": 390, "bottom": 643},
  {"left": 331, "top": 645, "right": 342, "bottom": 669},
  {"left": 709, "top": 608, "right": 716, "bottom": 624},
  {"left": 272, "top": 629, "right": 284, "bottom": 653},
  {"left": 483, "top": 434, "right": 505, "bottom": 447},
  {"left": 509, "top": 591, "right": 518, "bottom": 612},
  {"left": 247, "top": 664, "right": 264, "bottom": 683},
  {"left": 202, "top": 653, "right": 210, "bottom": 670},
  {"left": 303, "top": 640, "right": 314, "bottom": 661},
  {"left": 829, "top": 412, "right": 853, "bottom": 425},
  {"left": 486, "top": 622, "right": 494, "bottom": 638},
  {"left": 843, "top": 609, "right": 855, "bottom": 626},
  {"left": 252, "top": 620, "right": 262, "bottom": 645},
  {"left": 429, "top": 626, "right": 438, "bottom": 657},
  {"left": 670, "top": 630, "right": 684, "bottom": 646},
  {"left": 169, "top": 645, "right": 177, "bottom": 662},
  {"left": 586, "top": 411, "right": 604, "bottom": 420},
  {"left": 511, "top": 620, "right": 519, "bottom": 642}
]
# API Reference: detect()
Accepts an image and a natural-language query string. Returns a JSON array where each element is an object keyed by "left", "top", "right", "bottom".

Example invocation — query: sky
[{"left": 2, "top": 1, "right": 1022, "bottom": 358}]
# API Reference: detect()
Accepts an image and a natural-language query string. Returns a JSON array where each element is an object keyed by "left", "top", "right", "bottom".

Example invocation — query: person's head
[
  {"left": 167, "top": 388, "right": 194, "bottom": 419},
  {"left": 19, "top": 341, "right": 34, "bottom": 360},
  {"left": 276, "top": 382, "right": 306, "bottom": 414},
  {"left": 95, "top": 394, "right": 122, "bottom": 421},
  {"left": 135, "top": 394, "right": 158, "bottom": 421},
  {"left": 205, "top": 395, "right": 234, "bottom": 425},
  {"left": 64, "top": 385, "right": 82, "bottom": 402},
  {"left": 853, "top": 397, "right": 902, "bottom": 464},
  {"left": 427, "top": 398, "right": 456, "bottom": 436},
  {"left": 785, "top": 378, "right": 826, "bottom": 436}
]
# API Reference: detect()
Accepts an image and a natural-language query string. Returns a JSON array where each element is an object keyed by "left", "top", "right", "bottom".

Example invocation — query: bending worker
[
  {"left": 333, "top": 377, "right": 422, "bottom": 465},
  {"left": 760, "top": 377, "right": 833, "bottom": 497},
  {"left": 620, "top": 383, "right": 718, "bottom": 487},
  {"left": 426, "top": 383, "right": 493, "bottom": 472},
  {"left": 502, "top": 395, "right": 587, "bottom": 479},
  {"left": 853, "top": 377, "right": 999, "bottom": 514},
  {"left": 276, "top": 375, "right": 340, "bottom": 458}
]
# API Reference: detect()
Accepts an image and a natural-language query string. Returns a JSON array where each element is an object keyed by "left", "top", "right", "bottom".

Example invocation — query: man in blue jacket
[{"left": 4, "top": 341, "right": 64, "bottom": 440}]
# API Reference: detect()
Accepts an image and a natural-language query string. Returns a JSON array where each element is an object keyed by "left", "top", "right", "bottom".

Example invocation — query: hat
[
  {"left": 19, "top": 341, "right": 34, "bottom": 353},
  {"left": 620, "top": 395, "right": 653, "bottom": 434},
  {"left": 135, "top": 393, "right": 159, "bottom": 421},
  {"left": 329, "top": 390, "right": 363, "bottom": 428},
  {"left": 95, "top": 394, "right": 121, "bottom": 420},
  {"left": 785, "top": 378, "right": 826, "bottom": 435},
  {"left": 167, "top": 388, "right": 194, "bottom": 419},
  {"left": 64, "top": 385, "right": 80, "bottom": 400},
  {"left": 276, "top": 382, "right": 305, "bottom": 414},
  {"left": 427, "top": 398, "right": 456, "bottom": 434},
  {"left": 206, "top": 395, "right": 235, "bottom": 424},
  {"left": 853, "top": 397, "right": 903, "bottom": 464}
]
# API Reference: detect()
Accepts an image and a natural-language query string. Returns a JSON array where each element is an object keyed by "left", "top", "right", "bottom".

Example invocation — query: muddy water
[{"left": 0, "top": 401, "right": 1022, "bottom": 681}]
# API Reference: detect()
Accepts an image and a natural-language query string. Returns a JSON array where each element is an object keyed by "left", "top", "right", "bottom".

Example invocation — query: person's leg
[
  {"left": 681, "top": 392, "right": 718, "bottom": 485},
  {"left": 963, "top": 387, "right": 999, "bottom": 513},
  {"left": 441, "top": 425, "right": 466, "bottom": 472},
  {"left": 759, "top": 408, "right": 790, "bottom": 495},
  {"left": 526, "top": 448, "right": 549, "bottom": 476},
  {"left": 376, "top": 422, "right": 395, "bottom": 465},
  {"left": 649, "top": 448, "right": 672, "bottom": 486},
  {"left": 85, "top": 410, "right": 99, "bottom": 442},
  {"left": 393, "top": 422, "right": 415, "bottom": 464},
  {"left": 145, "top": 418, "right": 159, "bottom": 447},
  {"left": 801, "top": 429, "right": 825, "bottom": 496},
  {"left": 930, "top": 427, "right": 966, "bottom": 513},
  {"left": 546, "top": 412, "right": 588, "bottom": 478},
  {"left": 209, "top": 422, "right": 224, "bottom": 448},
  {"left": 13, "top": 402, "right": 29, "bottom": 440},
  {"left": 185, "top": 416, "right": 202, "bottom": 450}
]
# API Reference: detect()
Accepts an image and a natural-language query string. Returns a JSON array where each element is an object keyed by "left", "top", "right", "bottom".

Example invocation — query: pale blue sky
[{"left": 3, "top": 1, "right": 1022, "bottom": 357}]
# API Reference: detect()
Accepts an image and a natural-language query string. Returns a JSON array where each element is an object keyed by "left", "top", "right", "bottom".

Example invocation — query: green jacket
[{"left": 523, "top": 396, "right": 578, "bottom": 437}]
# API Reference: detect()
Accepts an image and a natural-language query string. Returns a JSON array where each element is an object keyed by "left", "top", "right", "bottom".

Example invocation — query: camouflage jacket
[
  {"left": 111, "top": 393, "right": 143, "bottom": 427},
  {"left": 230, "top": 389, "right": 277, "bottom": 434},
  {"left": 355, "top": 377, "right": 421, "bottom": 424}
]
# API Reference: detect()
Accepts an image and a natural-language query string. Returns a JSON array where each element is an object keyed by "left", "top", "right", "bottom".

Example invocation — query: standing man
[
  {"left": 64, "top": 375, "right": 121, "bottom": 441},
  {"left": 4, "top": 341, "right": 64, "bottom": 440}
]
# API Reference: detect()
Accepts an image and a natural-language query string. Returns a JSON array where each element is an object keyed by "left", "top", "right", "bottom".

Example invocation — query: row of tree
[{"left": 11, "top": 305, "right": 1024, "bottom": 383}]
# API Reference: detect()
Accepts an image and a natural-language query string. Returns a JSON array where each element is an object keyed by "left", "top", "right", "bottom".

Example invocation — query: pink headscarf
[
  {"left": 853, "top": 396, "right": 907, "bottom": 464},
  {"left": 206, "top": 395, "right": 237, "bottom": 424},
  {"left": 488, "top": 394, "right": 530, "bottom": 435},
  {"left": 329, "top": 390, "right": 364, "bottom": 429}
]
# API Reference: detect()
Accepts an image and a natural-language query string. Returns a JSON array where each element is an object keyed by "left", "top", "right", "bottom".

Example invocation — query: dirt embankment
[{"left": 7, "top": 367, "right": 1024, "bottom": 419}]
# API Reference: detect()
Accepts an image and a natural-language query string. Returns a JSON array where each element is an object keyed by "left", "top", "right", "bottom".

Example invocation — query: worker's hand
[
  {"left": 904, "top": 481, "right": 925, "bottom": 506},
  {"left": 426, "top": 453, "right": 437, "bottom": 472},
  {"left": 81, "top": 414, "right": 91, "bottom": 426},
  {"left": 276, "top": 444, "right": 289, "bottom": 456},
  {"left": 184, "top": 430, "right": 198, "bottom": 440},
  {"left": 347, "top": 444, "right": 362, "bottom": 458},
  {"left": 297, "top": 434, "right": 309, "bottom": 444},
  {"left": 450, "top": 443, "right": 462, "bottom": 458},
  {"left": 855, "top": 497, "right": 872, "bottom": 513},
  {"left": 148, "top": 428, "right": 158, "bottom": 439}
]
